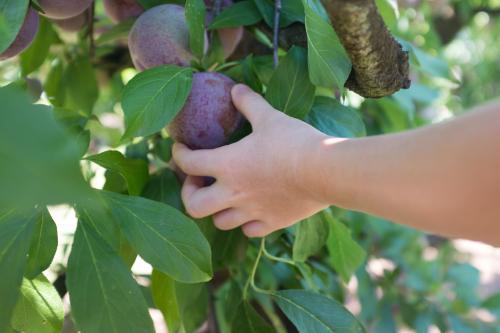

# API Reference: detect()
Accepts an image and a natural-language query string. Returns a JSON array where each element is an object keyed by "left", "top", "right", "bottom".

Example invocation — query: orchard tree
[{"left": 0, "top": 0, "right": 499, "bottom": 332}]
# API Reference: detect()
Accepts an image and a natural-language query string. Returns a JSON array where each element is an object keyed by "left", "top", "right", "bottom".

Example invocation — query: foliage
[{"left": 0, "top": 0, "right": 499, "bottom": 332}]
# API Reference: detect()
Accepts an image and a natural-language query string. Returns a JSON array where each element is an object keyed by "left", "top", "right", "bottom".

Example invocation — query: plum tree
[
  {"left": 52, "top": 11, "right": 89, "bottom": 32},
  {"left": 0, "top": 8, "right": 39, "bottom": 60},
  {"left": 168, "top": 72, "right": 242, "bottom": 150},
  {"left": 37, "top": 0, "right": 93, "bottom": 20},
  {"left": 205, "top": 0, "right": 243, "bottom": 58},
  {"left": 128, "top": 4, "right": 193, "bottom": 70},
  {"left": 103, "top": 0, "right": 144, "bottom": 23}
]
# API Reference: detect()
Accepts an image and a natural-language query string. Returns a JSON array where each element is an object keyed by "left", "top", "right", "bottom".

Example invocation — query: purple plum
[{"left": 0, "top": 8, "right": 39, "bottom": 60}]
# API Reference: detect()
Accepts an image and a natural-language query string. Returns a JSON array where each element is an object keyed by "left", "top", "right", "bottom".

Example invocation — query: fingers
[
  {"left": 173, "top": 143, "right": 222, "bottom": 177},
  {"left": 182, "top": 176, "right": 232, "bottom": 218},
  {"left": 231, "top": 84, "right": 272, "bottom": 127},
  {"left": 213, "top": 208, "right": 252, "bottom": 230},
  {"left": 241, "top": 221, "right": 269, "bottom": 238}
]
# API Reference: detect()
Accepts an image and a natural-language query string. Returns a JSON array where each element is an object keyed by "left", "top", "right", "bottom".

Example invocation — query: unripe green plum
[
  {"left": 38, "top": 0, "right": 93, "bottom": 19},
  {"left": 103, "top": 0, "right": 144, "bottom": 23},
  {"left": 168, "top": 72, "right": 242, "bottom": 150},
  {"left": 205, "top": 0, "right": 243, "bottom": 58},
  {"left": 128, "top": 4, "right": 193, "bottom": 70},
  {"left": 52, "top": 11, "right": 89, "bottom": 32},
  {"left": 0, "top": 8, "right": 39, "bottom": 60}
]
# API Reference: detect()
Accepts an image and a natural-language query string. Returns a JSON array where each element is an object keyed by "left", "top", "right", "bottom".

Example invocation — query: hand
[{"left": 172, "top": 84, "right": 332, "bottom": 237}]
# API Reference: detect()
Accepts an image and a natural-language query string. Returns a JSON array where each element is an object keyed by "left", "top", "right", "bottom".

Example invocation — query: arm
[{"left": 173, "top": 85, "right": 500, "bottom": 245}]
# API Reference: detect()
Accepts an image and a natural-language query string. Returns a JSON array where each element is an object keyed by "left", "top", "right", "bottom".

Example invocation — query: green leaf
[
  {"left": 306, "top": 97, "right": 366, "bottom": 138},
  {"left": 0, "top": 0, "right": 29, "bottom": 53},
  {"left": 20, "top": 17, "right": 56, "bottom": 76},
  {"left": 95, "top": 19, "right": 134, "bottom": 45},
  {"left": 11, "top": 275, "right": 64, "bottom": 333},
  {"left": 0, "top": 80, "right": 89, "bottom": 207},
  {"left": 272, "top": 290, "right": 366, "bottom": 333},
  {"left": 142, "top": 168, "right": 183, "bottom": 210},
  {"left": 0, "top": 209, "right": 37, "bottom": 333},
  {"left": 266, "top": 46, "right": 315, "bottom": 119},
  {"left": 325, "top": 212, "right": 366, "bottom": 283},
  {"left": 151, "top": 270, "right": 182, "bottom": 333},
  {"left": 86, "top": 150, "right": 149, "bottom": 196},
  {"left": 303, "top": 0, "right": 351, "bottom": 89},
  {"left": 121, "top": 65, "right": 193, "bottom": 140},
  {"left": 282, "top": 0, "right": 304, "bottom": 26},
  {"left": 67, "top": 220, "right": 154, "bottom": 333},
  {"left": 293, "top": 212, "right": 329, "bottom": 262},
  {"left": 25, "top": 208, "right": 58, "bottom": 279},
  {"left": 63, "top": 54, "right": 99, "bottom": 115},
  {"left": 209, "top": 1, "right": 262, "bottom": 29},
  {"left": 76, "top": 200, "right": 121, "bottom": 250},
  {"left": 231, "top": 302, "right": 274, "bottom": 333},
  {"left": 185, "top": 0, "right": 206, "bottom": 60},
  {"left": 175, "top": 282, "right": 209, "bottom": 332},
  {"left": 103, "top": 191, "right": 213, "bottom": 283}
]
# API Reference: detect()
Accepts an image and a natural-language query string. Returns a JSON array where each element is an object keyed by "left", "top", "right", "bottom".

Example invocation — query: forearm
[{"left": 314, "top": 100, "right": 500, "bottom": 245}]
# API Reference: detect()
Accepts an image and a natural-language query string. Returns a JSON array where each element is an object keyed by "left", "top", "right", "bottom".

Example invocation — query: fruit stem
[{"left": 273, "top": 0, "right": 282, "bottom": 68}]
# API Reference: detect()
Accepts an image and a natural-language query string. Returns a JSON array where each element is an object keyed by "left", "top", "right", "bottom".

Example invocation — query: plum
[
  {"left": 205, "top": 0, "right": 243, "bottom": 58},
  {"left": 52, "top": 11, "right": 89, "bottom": 32},
  {"left": 168, "top": 72, "right": 242, "bottom": 150},
  {"left": 128, "top": 4, "right": 193, "bottom": 70},
  {"left": 0, "top": 8, "right": 39, "bottom": 60},
  {"left": 103, "top": 0, "right": 144, "bottom": 23},
  {"left": 38, "top": 0, "right": 93, "bottom": 19}
]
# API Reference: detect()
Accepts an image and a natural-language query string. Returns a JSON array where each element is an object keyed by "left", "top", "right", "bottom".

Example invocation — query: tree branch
[{"left": 322, "top": 0, "right": 410, "bottom": 98}]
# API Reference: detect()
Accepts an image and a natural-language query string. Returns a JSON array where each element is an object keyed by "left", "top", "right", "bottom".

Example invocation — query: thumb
[{"left": 231, "top": 84, "right": 272, "bottom": 127}]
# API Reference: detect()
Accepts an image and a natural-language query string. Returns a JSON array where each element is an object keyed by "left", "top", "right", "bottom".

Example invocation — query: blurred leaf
[
  {"left": 25, "top": 208, "right": 58, "bottom": 279},
  {"left": 231, "top": 302, "right": 274, "bottom": 332},
  {"left": 209, "top": 1, "right": 262, "bottom": 29},
  {"left": 0, "top": 86, "right": 89, "bottom": 207},
  {"left": 266, "top": 46, "right": 315, "bottom": 119},
  {"left": 303, "top": 0, "right": 351, "bottom": 89},
  {"left": 212, "top": 229, "right": 247, "bottom": 270},
  {"left": 44, "top": 59, "right": 65, "bottom": 107},
  {"left": 63, "top": 54, "right": 99, "bottom": 115},
  {"left": 103, "top": 191, "right": 213, "bottom": 283},
  {"left": 95, "top": 19, "right": 134, "bottom": 45},
  {"left": 20, "top": 17, "right": 56, "bottom": 75},
  {"left": 121, "top": 65, "right": 193, "bottom": 140},
  {"left": 375, "top": 0, "right": 398, "bottom": 30},
  {"left": 252, "top": 0, "right": 301, "bottom": 27},
  {"left": 67, "top": 219, "right": 154, "bottom": 333},
  {"left": 185, "top": 0, "right": 206, "bottom": 59},
  {"left": 86, "top": 150, "right": 149, "bottom": 196},
  {"left": 0, "top": 209, "right": 37, "bottom": 333},
  {"left": 11, "top": 274, "right": 63, "bottom": 333},
  {"left": 242, "top": 55, "right": 263, "bottom": 93},
  {"left": 306, "top": 97, "right": 366, "bottom": 138},
  {"left": 142, "top": 168, "right": 183, "bottom": 210},
  {"left": 152, "top": 137, "right": 174, "bottom": 162},
  {"left": 175, "top": 282, "right": 209, "bottom": 332},
  {"left": 151, "top": 270, "right": 182, "bottom": 333},
  {"left": 272, "top": 289, "right": 366, "bottom": 332},
  {"left": 0, "top": 0, "right": 29, "bottom": 53},
  {"left": 325, "top": 212, "right": 366, "bottom": 283},
  {"left": 293, "top": 212, "right": 329, "bottom": 262}
]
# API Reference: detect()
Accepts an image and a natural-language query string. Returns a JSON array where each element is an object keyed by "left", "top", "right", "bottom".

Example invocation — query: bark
[{"left": 323, "top": 0, "right": 411, "bottom": 98}]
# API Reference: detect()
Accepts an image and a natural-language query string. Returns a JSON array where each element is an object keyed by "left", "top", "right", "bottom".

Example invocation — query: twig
[
  {"left": 273, "top": 0, "right": 282, "bottom": 68},
  {"left": 88, "top": 2, "right": 95, "bottom": 59}
]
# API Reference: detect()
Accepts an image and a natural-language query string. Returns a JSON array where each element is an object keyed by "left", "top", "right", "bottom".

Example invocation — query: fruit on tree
[
  {"left": 205, "top": 0, "right": 243, "bottom": 58},
  {"left": 168, "top": 72, "right": 242, "bottom": 150},
  {"left": 37, "top": 0, "right": 93, "bottom": 19},
  {"left": 128, "top": 4, "right": 193, "bottom": 70},
  {"left": 52, "top": 11, "right": 89, "bottom": 32},
  {"left": 0, "top": 8, "right": 39, "bottom": 60},
  {"left": 103, "top": 0, "right": 144, "bottom": 23}
]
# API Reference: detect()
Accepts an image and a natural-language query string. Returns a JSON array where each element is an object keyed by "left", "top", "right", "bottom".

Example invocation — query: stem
[
  {"left": 243, "top": 239, "right": 269, "bottom": 299},
  {"left": 88, "top": 3, "right": 95, "bottom": 59},
  {"left": 273, "top": 0, "right": 282, "bottom": 68},
  {"left": 262, "top": 241, "right": 296, "bottom": 267}
]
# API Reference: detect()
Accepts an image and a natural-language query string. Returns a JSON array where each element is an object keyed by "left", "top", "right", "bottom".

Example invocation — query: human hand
[{"left": 172, "top": 84, "right": 332, "bottom": 237}]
